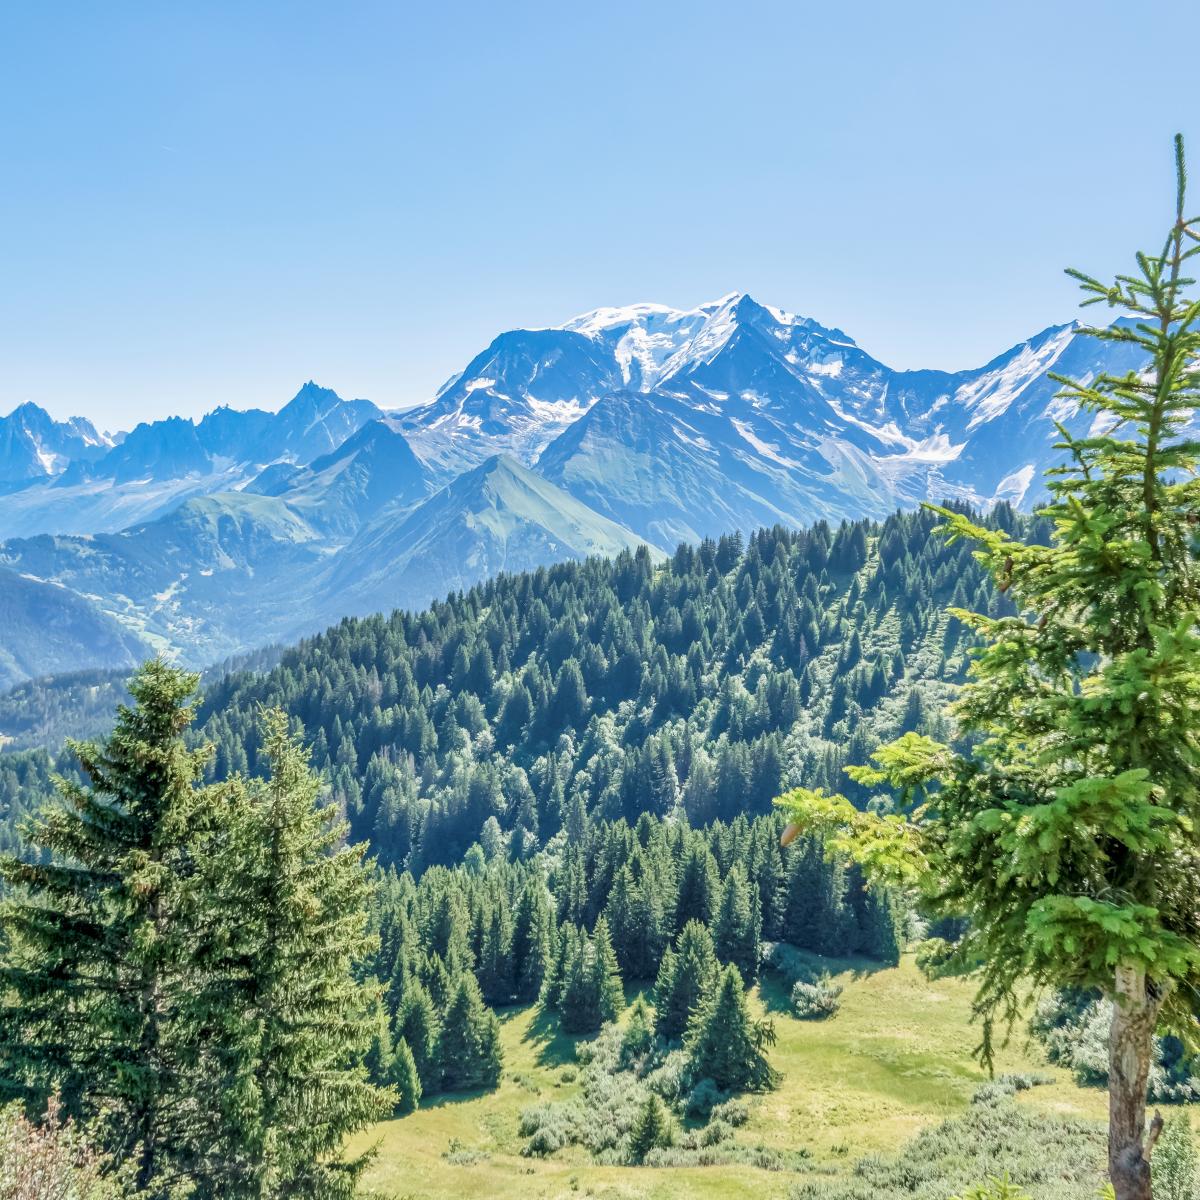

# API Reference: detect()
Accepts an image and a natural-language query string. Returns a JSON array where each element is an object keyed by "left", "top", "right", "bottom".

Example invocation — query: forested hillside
[
  {"left": 192, "top": 504, "right": 1019, "bottom": 869},
  {"left": 0, "top": 505, "right": 1019, "bottom": 862}
]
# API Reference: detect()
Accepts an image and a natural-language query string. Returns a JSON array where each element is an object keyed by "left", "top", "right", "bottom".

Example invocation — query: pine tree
[
  {"left": 510, "top": 877, "right": 553, "bottom": 1003},
  {"left": 555, "top": 926, "right": 593, "bottom": 1033},
  {"left": 591, "top": 917, "right": 625, "bottom": 1028},
  {"left": 477, "top": 902, "right": 513, "bottom": 1005},
  {"left": 0, "top": 661, "right": 212, "bottom": 1195},
  {"left": 364, "top": 996, "right": 395, "bottom": 1086},
  {"left": 712, "top": 868, "right": 761, "bottom": 983},
  {"left": 604, "top": 865, "right": 638, "bottom": 975},
  {"left": 553, "top": 660, "right": 589, "bottom": 730},
  {"left": 780, "top": 140, "right": 1200, "bottom": 1200},
  {"left": 685, "top": 964, "right": 778, "bottom": 1094},
  {"left": 654, "top": 920, "right": 718, "bottom": 1041},
  {"left": 389, "top": 1037, "right": 423, "bottom": 1116},
  {"left": 849, "top": 871, "right": 901, "bottom": 966},
  {"left": 199, "top": 708, "right": 392, "bottom": 1198},
  {"left": 626, "top": 1094, "right": 671, "bottom": 1163},
  {"left": 438, "top": 973, "right": 503, "bottom": 1092},
  {"left": 674, "top": 841, "right": 719, "bottom": 929},
  {"left": 396, "top": 982, "right": 439, "bottom": 1092}
]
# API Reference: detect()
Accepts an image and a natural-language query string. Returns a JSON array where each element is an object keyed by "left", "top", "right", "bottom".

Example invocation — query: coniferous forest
[
  {"left": 0, "top": 507, "right": 975, "bottom": 1195},
  {"left": 2, "top": 477, "right": 1198, "bottom": 1199}
]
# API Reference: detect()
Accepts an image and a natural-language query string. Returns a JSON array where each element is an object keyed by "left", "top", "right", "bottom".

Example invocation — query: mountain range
[{"left": 0, "top": 292, "right": 1143, "bottom": 685}]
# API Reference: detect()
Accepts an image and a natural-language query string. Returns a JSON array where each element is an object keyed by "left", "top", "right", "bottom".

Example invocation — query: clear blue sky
[{"left": 1, "top": 1, "right": 1195, "bottom": 431}]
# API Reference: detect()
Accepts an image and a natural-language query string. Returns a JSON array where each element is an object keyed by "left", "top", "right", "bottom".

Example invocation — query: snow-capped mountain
[
  {"left": 398, "top": 329, "right": 624, "bottom": 476},
  {"left": 0, "top": 383, "right": 382, "bottom": 539},
  {"left": 401, "top": 291, "right": 1143, "bottom": 542},
  {"left": 0, "top": 403, "right": 113, "bottom": 487},
  {"left": 0, "top": 291, "right": 1152, "bottom": 683}
]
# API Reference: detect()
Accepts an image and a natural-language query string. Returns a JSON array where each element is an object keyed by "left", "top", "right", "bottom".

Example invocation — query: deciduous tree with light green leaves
[{"left": 777, "top": 137, "right": 1200, "bottom": 1200}]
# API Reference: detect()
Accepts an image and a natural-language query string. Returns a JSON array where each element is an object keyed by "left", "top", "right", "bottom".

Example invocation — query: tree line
[{"left": 0, "top": 507, "right": 1024, "bottom": 867}]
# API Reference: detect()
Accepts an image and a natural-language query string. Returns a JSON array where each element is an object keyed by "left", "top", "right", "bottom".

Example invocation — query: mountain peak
[
  {"left": 280, "top": 381, "right": 342, "bottom": 412},
  {"left": 6, "top": 400, "right": 53, "bottom": 424}
]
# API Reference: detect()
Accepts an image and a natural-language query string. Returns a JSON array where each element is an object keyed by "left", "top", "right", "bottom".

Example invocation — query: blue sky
[{"left": 1, "top": 1, "right": 1195, "bottom": 431}]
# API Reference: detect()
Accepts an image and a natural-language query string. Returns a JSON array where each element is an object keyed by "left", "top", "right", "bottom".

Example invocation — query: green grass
[{"left": 352, "top": 955, "right": 1114, "bottom": 1199}]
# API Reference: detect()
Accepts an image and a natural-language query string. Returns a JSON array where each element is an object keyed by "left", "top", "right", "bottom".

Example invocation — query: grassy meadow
[{"left": 353, "top": 955, "right": 1119, "bottom": 1199}]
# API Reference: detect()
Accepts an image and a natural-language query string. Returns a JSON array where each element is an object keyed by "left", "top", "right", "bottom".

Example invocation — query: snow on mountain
[
  {"left": 0, "top": 293, "right": 1157, "bottom": 680},
  {"left": 398, "top": 330, "right": 623, "bottom": 476},
  {"left": 506, "top": 293, "right": 1146, "bottom": 542},
  {"left": 0, "top": 384, "right": 382, "bottom": 539},
  {"left": 0, "top": 403, "right": 113, "bottom": 486}
]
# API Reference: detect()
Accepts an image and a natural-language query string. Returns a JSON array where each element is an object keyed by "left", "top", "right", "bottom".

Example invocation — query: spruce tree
[
  {"left": 200, "top": 708, "right": 392, "bottom": 1199},
  {"left": 396, "top": 982, "right": 439, "bottom": 1093},
  {"left": 477, "top": 902, "right": 513, "bottom": 1005},
  {"left": 0, "top": 661, "right": 211, "bottom": 1195},
  {"left": 510, "top": 876, "right": 553, "bottom": 1003},
  {"left": 779, "top": 140, "right": 1200, "bottom": 1200},
  {"left": 590, "top": 916, "right": 625, "bottom": 1028},
  {"left": 555, "top": 925, "right": 593, "bottom": 1033},
  {"left": 849, "top": 872, "right": 901, "bottom": 966},
  {"left": 363, "top": 997, "right": 395, "bottom": 1086},
  {"left": 438, "top": 973, "right": 503, "bottom": 1092},
  {"left": 626, "top": 1094, "right": 671, "bottom": 1163},
  {"left": 389, "top": 1038, "right": 422, "bottom": 1116},
  {"left": 654, "top": 920, "right": 719, "bottom": 1042},
  {"left": 685, "top": 964, "right": 778, "bottom": 1093},
  {"left": 712, "top": 868, "right": 761, "bottom": 983},
  {"left": 676, "top": 844, "right": 720, "bottom": 926}
]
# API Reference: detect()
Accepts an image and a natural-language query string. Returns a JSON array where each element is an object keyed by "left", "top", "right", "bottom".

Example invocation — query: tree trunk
[{"left": 1108, "top": 964, "right": 1163, "bottom": 1200}]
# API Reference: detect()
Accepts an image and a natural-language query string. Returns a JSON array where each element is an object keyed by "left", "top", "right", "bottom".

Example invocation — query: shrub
[
  {"left": 1031, "top": 990, "right": 1200, "bottom": 1101},
  {"left": 700, "top": 1119, "right": 734, "bottom": 1146},
  {"left": 1153, "top": 1114, "right": 1198, "bottom": 1200},
  {"left": 684, "top": 1078, "right": 726, "bottom": 1118},
  {"left": 791, "top": 974, "right": 843, "bottom": 1020},
  {"left": 762, "top": 941, "right": 821, "bottom": 986},
  {"left": 710, "top": 1097, "right": 750, "bottom": 1127},
  {"left": 970, "top": 1074, "right": 1052, "bottom": 1107},
  {"left": 0, "top": 1098, "right": 121, "bottom": 1200},
  {"left": 950, "top": 1175, "right": 1031, "bottom": 1199}
]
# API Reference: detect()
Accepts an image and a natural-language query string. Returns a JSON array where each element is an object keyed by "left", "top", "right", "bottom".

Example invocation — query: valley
[{"left": 353, "top": 956, "right": 1110, "bottom": 1200}]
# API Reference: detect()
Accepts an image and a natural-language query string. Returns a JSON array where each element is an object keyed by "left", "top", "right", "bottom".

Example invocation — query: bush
[
  {"left": 970, "top": 1074, "right": 1053, "bottom": 1107},
  {"left": 1153, "top": 1114, "right": 1198, "bottom": 1200},
  {"left": 519, "top": 1010, "right": 766, "bottom": 1166},
  {"left": 1031, "top": 990, "right": 1200, "bottom": 1101},
  {"left": 700, "top": 1119, "right": 734, "bottom": 1146},
  {"left": 710, "top": 1097, "right": 750, "bottom": 1127},
  {"left": 950, "top": 1175, "right": 1031, "bottom": 1199},
  {"left": 791, "top": 974, "right": 843, "bottom": 1020},
  {"left": 683, "top": 1078, "right": 726, "bottom": 1119},
  {"left": 0, "top": 1099, "right": 122, "bottom": 1200},
  {"left": 785, "top": 1098, "right": 1105, "bottom": 1200},
  {"left": 762, "top": 941, "right": 822, "bottom": 986},
  {"left": 644, "top": 1049, "right": 689, "bottom": 1102},
  {"left": 914, "top": 937, "right": 959, "bottom": 980}
]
